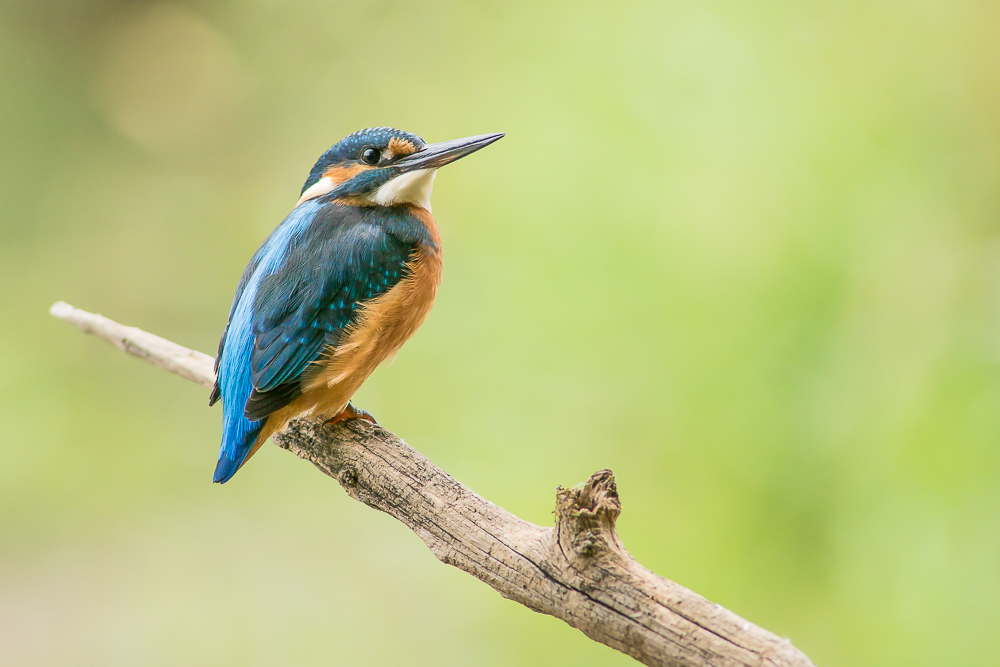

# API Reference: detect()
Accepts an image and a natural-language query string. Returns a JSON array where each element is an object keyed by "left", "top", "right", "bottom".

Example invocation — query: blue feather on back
[{"left": 213, "top": 201, "right": 322, "bottom": 483}]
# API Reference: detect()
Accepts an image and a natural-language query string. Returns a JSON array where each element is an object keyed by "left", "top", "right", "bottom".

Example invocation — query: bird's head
[{"left": 296, "top": 127, "right": 503, "bottom": 211}]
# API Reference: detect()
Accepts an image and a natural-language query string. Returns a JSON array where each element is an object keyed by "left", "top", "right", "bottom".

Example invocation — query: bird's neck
[{"left": 405, "top": 204, "right": 442, "bottom": 256}]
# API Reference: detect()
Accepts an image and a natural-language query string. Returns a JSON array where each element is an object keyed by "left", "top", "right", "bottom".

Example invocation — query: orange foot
[{"left": 324, "top": 401, "right": 378, "bottom": 427}]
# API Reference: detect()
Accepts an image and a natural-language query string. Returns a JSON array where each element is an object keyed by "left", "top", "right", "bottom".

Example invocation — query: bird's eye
[{"left": 361, "top": 147, "right": 381, "bottom": 165}]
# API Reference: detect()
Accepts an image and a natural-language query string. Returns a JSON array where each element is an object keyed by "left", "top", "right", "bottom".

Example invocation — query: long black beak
[{"left": 395, "top": 132, "right": 504, "bottom": 172}]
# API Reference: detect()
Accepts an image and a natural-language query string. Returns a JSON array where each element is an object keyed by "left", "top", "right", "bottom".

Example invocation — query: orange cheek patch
[
  {"left": 388, "top": 136, "right": 417, "bottom": 158},
  {"left": 323, "top": 163, "right": 371, "bottom": 186}
]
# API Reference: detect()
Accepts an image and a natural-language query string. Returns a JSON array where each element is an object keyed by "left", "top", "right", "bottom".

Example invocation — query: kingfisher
[{"left": 209, "top": 127, "right": 504, "bottom": 483}]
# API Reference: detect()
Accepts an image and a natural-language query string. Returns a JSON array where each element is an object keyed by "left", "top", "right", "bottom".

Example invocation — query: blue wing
[
  {"left": 245, "top": 224, "right": 411, "bottom": 415},
  {"left": 211, "top": 202, "right": 418, "bottom": 483}
]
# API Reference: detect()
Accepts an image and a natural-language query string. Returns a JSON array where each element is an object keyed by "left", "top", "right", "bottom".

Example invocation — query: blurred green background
[{"left": 2, "top": 1, "right": 999, "bottom": 665}]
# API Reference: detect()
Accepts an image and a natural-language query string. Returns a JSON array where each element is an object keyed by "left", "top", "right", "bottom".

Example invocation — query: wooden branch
[{"left": 50, "top": 301, "right": 817, "bottom": 667}]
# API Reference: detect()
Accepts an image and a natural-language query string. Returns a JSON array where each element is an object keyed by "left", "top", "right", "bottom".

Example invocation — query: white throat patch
[
  {"left": 295, "top": 176, "right": 334, "bottom": 207},
  {"left": 368, "top": 168, "right": 437, "bottom": 211}
]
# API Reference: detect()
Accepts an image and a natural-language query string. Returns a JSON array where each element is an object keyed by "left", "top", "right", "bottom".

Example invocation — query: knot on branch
[
  {"left": 338, "top": 465, "right": 358, "bottom": 488},
  {"left": 554, "top": 469, "right": 624, "bottom": 564}
]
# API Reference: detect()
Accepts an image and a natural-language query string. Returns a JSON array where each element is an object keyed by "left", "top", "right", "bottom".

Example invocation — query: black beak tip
[
  {"left": 462, "top": 132, "right": 505, "bottom": 150},
  {"left": 466, "top": 131, "right": 505, "bottom": 153},
  {"left": 482, "top": 132, "right": 505, "bottom": 147}
]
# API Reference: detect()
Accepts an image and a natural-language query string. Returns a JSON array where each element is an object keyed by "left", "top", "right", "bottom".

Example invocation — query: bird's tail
[{"left": 214, "top": 406, "right": 265, "bottom": 484}]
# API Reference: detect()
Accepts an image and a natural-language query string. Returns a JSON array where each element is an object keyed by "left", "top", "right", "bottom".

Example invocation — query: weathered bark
[{"left": 50, "top": 301, "right": 816, "bottom": 667}]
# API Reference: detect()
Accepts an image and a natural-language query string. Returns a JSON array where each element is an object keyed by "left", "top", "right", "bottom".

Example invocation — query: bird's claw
[{"left": 324, "top": 401, "right": 378, "bottom": 427}]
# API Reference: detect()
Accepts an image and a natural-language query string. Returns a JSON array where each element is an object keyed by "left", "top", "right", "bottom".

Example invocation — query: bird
[{"left": 209, "top": 127, "right": 504, "bottom": 483}]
